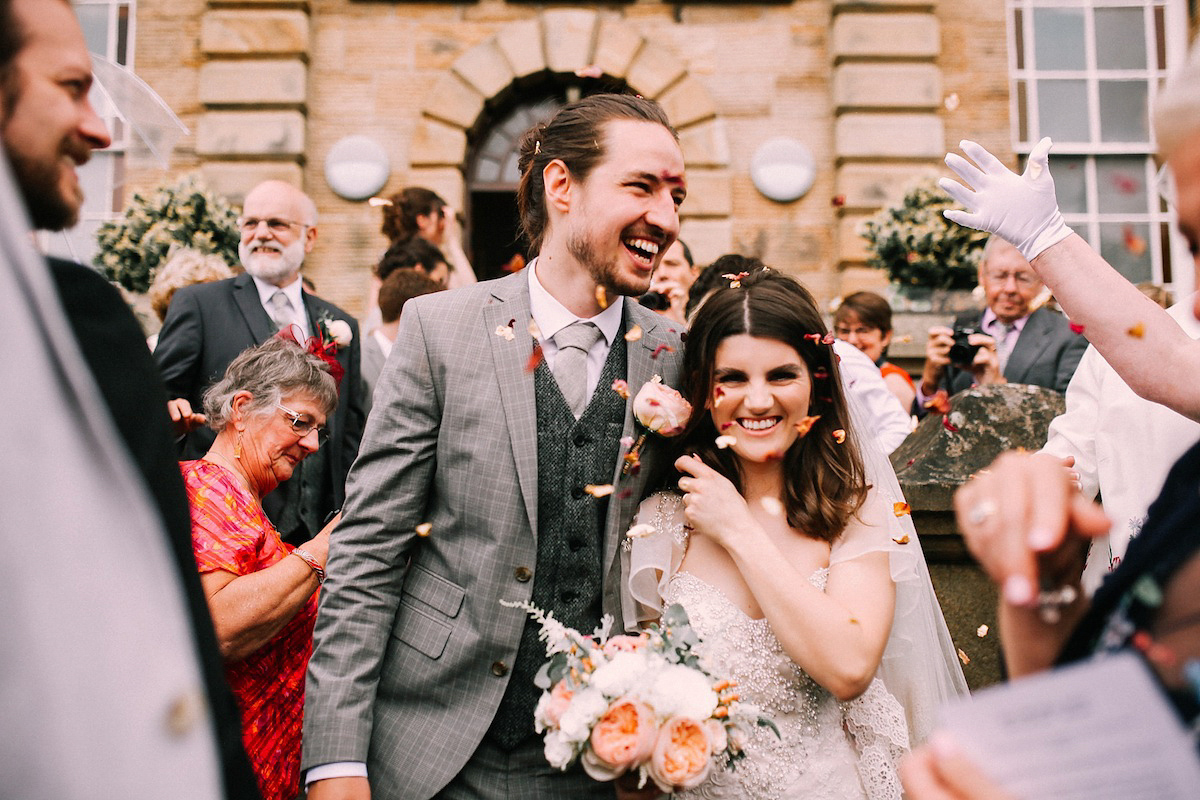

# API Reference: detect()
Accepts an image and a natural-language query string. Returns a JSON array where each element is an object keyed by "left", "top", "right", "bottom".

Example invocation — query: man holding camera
[{"left": 915, "top": 236, "right": 1087, "bottom": 416}]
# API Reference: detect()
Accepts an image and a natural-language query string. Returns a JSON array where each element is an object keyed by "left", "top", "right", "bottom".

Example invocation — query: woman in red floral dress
[{"left": 184, "top": 339, "right": 340, "bottom": 800}]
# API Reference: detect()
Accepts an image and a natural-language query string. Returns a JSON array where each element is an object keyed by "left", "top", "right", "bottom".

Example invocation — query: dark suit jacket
[
  {"left": 49, "top": 258, "right": 260, "bottom": 800},
  {"left": 937, "top": 306, "right": 1088, "bottom": 397},
  {"left": 154, "top": 273, "right": 367, "bottom": 529}
]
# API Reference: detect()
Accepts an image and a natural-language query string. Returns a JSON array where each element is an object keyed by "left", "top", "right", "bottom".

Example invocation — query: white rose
[
  {"left": 543, "top": 730, "right": 577, "bottom": 770},
  {"left": 590, "top": 651, "right": 650, "bottom": 697},
  {"left": 558, "top": 686, "right": 608, "bottom": 742},
  {"left": 648, "top": 665, "right": 718, "bottom": 721},
  {"left": 326, "top": 319, "right": 353, "bottom": 347}
]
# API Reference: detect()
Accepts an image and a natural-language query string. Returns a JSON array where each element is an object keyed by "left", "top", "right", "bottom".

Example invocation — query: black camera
[
  {"left": 638, "top": 291, "right": 671, "bottom": 312},
  {"left": 948, "top": 326, "right": 982, "bottom": 368}
]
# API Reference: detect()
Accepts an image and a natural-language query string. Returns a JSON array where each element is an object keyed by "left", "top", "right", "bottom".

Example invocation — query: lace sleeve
[
  {"left": 832, "top": 390, "right": 970, "bottom": 747},
  {"left": 622, "top": 491, "right": 687, "bottom": 631}
]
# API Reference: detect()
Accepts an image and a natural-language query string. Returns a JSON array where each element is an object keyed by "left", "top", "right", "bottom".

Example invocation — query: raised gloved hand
[{"left": 939, "top": 137, "right": 1073, "bottom": 262}]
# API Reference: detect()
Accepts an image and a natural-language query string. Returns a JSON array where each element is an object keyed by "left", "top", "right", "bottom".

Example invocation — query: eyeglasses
[
  {"left": 834, "top": 325, "right": 878, "bottom": 338},
  {"left": 237, "top": 217, "right": 308, "bottom": 235},
  {"left": 984, "top": 271, "right": 1039, "bottom": 288},
  {"left": 276, "top": 402, "right": 327, "bottom": 443}
]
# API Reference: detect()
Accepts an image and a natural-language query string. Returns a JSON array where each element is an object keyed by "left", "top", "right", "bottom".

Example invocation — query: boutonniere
[
  {"left": 316, "top": 313, "right": 353, "bottom": 350},
  {"left": 621, "top": 376, "right": 692, "bottom": 476}
]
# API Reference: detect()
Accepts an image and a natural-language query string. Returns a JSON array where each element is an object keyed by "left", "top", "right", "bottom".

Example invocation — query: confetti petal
[
  {"left": 612, "top": 379, "right": 630, "bottom": 399},
  {"left": 574, "top": 64, "right": 604, "bottom": 79},
  {"left": 957, "top": 649, "right": 970, "bottom": 665},
  {"left": 1069, "top": 321, "right": 1085, "bottom": 334},
  {"left": 943, "top": 92, "right": 960, "bottom": 111},
  {"left": 893, "top": 502, "right": 911, "bottom": 517},
  {"left": 528, "top": 319, "right": 541, "bottom": 339},
  {"left": 831, "top": 195, "right": 846, "bottom": 208},
  {"left": 620, "top": 436, "right": 635, "bottom": 448},
  {"left": 494, "top": 325, "right": 515, "bottom": 341},
  {"left": 803, "top": 333, "right": 822, "bottom": 343},
  {"left": 626, "top": 522, "right": 656, "bottom": 539},
  {"left": 525, "top": 343, "right": 544, "bottom": 372},
  {"left": 896, "top": 335, "right": 913, "bottom": 344},
  {"left": 584, "top": 484, "right": 614, "bottom": 498},
  {"left": 713, "top": 387, "right": 725, "bottom": 408},
  {"left": 813, "top": 367, "right": 829, "bottom": 380},
  {"left": 976, "top": 624, "right": 989, "bottom": 638},
  {"left": 625, "top": 325, "right": 643, "bottom": 342},
  {"left": 833, "top": 429, "right": 846, "bottom": 444},
  {"left": 793, "top": 415, "right": 821, "bottom": 437},
  {"left": 502, "top": 253, "right": 526, "bottom": 273},
  {"left": 651, "top": 344, "right": 674, "bottom": 359},
  {"left": 892, "top": 534, "right": 910, "bottom": 545},
  {"left": 923, "top": 390, "right": 951, "bottom": 415},
  {"left": 719, "top": 421, "right": 735, "bottom": 431},
  {"left": 821, "top": 333, "right": 836, "bottom": 345},
  {"left": 942, "top": 415, "right": 959, "bottom": 433},
  {"left": 760, "top": 497, "right": 784, "bottom": 516},
  {"left": 1122, "top": 225, "right": 1147, "bottom": 256},
  {"left": 415, "top": 522, "right": 433, "bottom": 537},
  {"left": 1127, "top": 322, "right": 1145, "bottom": 338},
  {"left": 715, "top": 435, "right": 737, "bottom": 449},
  {"left": 617, "top": 488, "right": 633, "bottom": 499},
  {"left": 595, "top": 285, "right": 609, "bottom": 309}
]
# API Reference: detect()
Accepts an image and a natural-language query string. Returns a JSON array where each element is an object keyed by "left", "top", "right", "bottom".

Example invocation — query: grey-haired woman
[{"left": 182, "top": 337, "right": 339, "bottom": 800}]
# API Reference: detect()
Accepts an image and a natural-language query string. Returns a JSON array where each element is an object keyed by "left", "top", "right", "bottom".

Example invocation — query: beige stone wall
[{"left": 131, "top": 0, "right": 1021, "bottom": 317}]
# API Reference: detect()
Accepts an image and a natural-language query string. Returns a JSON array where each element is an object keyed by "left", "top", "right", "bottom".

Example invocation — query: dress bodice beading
[{"left": 664, "top": 569, "right": 908, "bottom": 800}]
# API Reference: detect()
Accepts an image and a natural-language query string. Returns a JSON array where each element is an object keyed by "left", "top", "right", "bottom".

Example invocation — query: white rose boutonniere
[{"left": 622, "top": 375, "right": 692, "bottom": 476}]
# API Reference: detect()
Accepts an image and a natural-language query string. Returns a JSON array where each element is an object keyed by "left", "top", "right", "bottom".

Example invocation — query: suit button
[
  {"left": 573, "top": 433, "right": 590, "bottom": 447},
  {"left": 569, "top": 539, "right": 585, "bottom": 552},
  {"left": 572, "top": 486, "right": 585, "bottom": 499},
  {"left": 491, "top": 661, "right": 509, "bottom": 677},
  {"left": 514, "top": 566, "right": 532, "bottom": 582}
]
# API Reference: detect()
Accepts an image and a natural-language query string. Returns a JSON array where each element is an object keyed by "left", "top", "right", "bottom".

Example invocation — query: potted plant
[
  {"left": 95, "top": 174, "right": 241, "bottom": 294},
  {"left": 859, "top": 177, "right": 986, "bottom": 312}
]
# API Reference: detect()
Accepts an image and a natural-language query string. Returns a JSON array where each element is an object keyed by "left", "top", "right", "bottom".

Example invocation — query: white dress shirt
[
  {"left": 833, "top": 340, "right": 915, "bottom": 455},
  {"left": 1041, "top": 296, "right": 1200, "bottom": 592}
]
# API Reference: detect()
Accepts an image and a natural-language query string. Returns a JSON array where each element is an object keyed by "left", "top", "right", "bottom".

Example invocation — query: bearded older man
[{"left": 155, "top": 180, "right": 366, "bottom": 546}]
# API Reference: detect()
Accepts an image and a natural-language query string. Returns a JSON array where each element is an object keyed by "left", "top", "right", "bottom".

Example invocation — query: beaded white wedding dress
[{"left": 644, "top": 492, "right": 909, "bottom": 800}]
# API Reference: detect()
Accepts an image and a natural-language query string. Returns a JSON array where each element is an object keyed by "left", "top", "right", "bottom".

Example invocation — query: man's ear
[
  {"left": 544, "top": 159, "right": 573, "bottom": 215},
  {"left": 303, "top": 224, "right": 318, "bottom": 254}
]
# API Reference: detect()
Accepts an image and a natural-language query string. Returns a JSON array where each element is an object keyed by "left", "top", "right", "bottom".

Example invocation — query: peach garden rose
[
  {"left": 581, "top": 698, "right": 659, "bottom": 781},
  {"left": 647, "top": 715, "right": 715, "bottom": 792}
]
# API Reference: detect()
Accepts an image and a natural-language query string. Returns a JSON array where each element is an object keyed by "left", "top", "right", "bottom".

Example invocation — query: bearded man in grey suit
[{"left": 303, "top": 94, "right": 688, "bottom": 800}]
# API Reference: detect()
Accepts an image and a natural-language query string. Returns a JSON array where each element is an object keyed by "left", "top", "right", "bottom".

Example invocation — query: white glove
[{"left": 939, "top": 137, "right": 1073, "bottom": 262}]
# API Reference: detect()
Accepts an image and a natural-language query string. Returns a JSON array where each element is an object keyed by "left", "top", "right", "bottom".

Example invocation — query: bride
[{"left": 625, "top": 270, "right": 966, "bottom": 799}]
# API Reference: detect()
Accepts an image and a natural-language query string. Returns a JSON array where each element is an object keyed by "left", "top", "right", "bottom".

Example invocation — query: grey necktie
[
  {"left": 268, "top": 290, "right": 294, "bottom": 332},
  {"left": 994, "top": 321, "right": 1016, "bottom": 372},
  {"left": 552, "top": 321, "right": 604, "bottom": 418}
]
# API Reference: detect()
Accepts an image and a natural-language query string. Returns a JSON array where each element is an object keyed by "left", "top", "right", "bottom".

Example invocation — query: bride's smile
[{"left": 710, "top": 334, "right": 813, "bottom": 463}]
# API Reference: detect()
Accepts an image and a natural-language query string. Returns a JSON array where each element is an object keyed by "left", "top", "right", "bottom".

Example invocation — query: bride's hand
[{"left": 675, "top": 454, "right": 756, "bottom": 548}]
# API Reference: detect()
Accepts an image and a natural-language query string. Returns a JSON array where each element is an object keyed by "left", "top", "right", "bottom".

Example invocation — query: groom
[{"left": 303, "top": 93, "right": 688, "bottom": 800}]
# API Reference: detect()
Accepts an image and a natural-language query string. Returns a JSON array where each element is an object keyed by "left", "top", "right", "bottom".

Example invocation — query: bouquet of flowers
[{"left": 502, "top": 601, "right": 776, "bottom": 793}]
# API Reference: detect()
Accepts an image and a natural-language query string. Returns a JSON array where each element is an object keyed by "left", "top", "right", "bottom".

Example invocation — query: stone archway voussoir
[{"left": 542, "top": 9, "right": 599, "bottom": 74}]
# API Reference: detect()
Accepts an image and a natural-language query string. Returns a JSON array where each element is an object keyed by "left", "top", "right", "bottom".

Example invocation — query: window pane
[
  {"left": 1016, "top": 80, "right": 1029, "bottom": 142},
  {"left": 1014, "top": 8, "right": 1025, "bottom": 71},
  {"left": 1099, "top": 80, "right": 1149, "bottom": 142},
  {"left": 1037, "top": 80, "right": 1090, "bottom": 142},
  {"left": 1033, "top": 8, "right": 1086, "bottom": 71},
  {"left": 1095, "top": 8, "right": 1146, "bottom": 70},
  {"left": 76, "top": 4, "right": 109, "bottom": 57},
  {"left": 1100, "top": 222, "right": 1152, "bottom": 283},
  {"left": 1154, "top": 6, "right": 1167, "bottom": 70},
  {"left": 1096, "top": 156, "right": 1149, "bottom": 214},
  {"left": 1052, "top": 156, "right": 1088, "bottom": 214}
]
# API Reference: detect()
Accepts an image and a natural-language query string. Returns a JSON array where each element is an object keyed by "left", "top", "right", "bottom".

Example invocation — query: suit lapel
[
  {"left": 231, "top": 274, "right": 276, "bottom": 344},
  {"left": 602, "top": 304, "right": 673, "bottom": 578},
  {"left": 1004, "top": 309, "right": 1048, "bottom": 383},
  {"left": 483, "top": 273, "right": 541, "bottom": 538}
]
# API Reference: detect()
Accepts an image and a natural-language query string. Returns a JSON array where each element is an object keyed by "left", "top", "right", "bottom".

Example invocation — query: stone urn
[{"left": 890, "top": 383, "right": 1067, "bottom": 690}]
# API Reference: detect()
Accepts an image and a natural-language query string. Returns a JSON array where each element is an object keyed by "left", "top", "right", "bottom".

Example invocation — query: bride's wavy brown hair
[{"left": 665, "top": 269, "right": 868, "bottom": 543}]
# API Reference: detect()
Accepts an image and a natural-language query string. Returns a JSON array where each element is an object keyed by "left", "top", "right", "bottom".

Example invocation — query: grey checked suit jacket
[{"left": 303, "top": 271, "right": 685, "bottom": 800}]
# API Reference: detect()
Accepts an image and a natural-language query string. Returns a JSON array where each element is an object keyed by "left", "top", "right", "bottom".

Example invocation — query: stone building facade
[{"left": 122, "top": 0, "right": 1193, "bottom": 317}]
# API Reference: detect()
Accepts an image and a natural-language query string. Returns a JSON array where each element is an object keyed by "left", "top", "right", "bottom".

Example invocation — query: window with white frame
[
  {"left": 42, "top": 0, "right": 135, "bottom": 267},
  {"left": 1008, "top": 0, "right": 1190, "bottom": 293}
]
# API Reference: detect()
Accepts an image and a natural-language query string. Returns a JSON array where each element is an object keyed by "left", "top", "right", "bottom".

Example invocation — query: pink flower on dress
[{"left": 542, "top": 679, "right": 574, "bottom": 728}]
